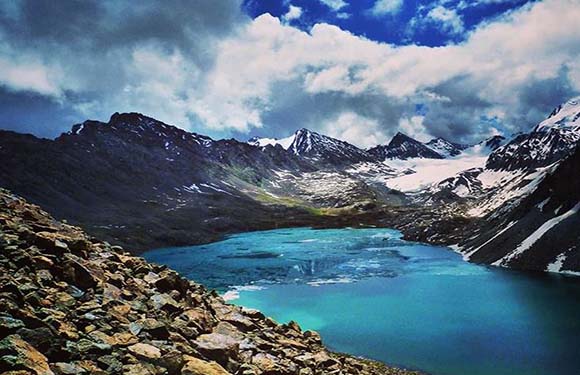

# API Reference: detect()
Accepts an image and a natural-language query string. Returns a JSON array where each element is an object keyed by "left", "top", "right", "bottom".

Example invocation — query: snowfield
[{"left": 385, "top": 154, "right": 488, "bottom": 193}]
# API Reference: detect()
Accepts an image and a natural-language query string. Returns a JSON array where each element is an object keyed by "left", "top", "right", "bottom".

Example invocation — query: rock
[
  {"left": 0, "top": 334, "right": 54, "bottom": 375},
  {"left": 194, "top": 333, "right": 239, "bottom": 367},
  {"left": 130, "top": 318, "right": 170, "bottom": 339},
  {"left": 127, "top": 343, "right": 162, "bottom": 361},
  {"left": 157, "top": 350, "right": 185, "bottom": 374},
  {"left": 181, "top": 356, "right": 230, "bottom": 375},
  {"left": 251, "top": 352, "right": 279, "bottom": 373},
  {"left": 154, "top": 273, "right": 188, "bottom": 295},
  {"left": 122, "top": 363, "right": 157, "bottom": 375},
  {"left": 96, "top": 355, "right": 123, "bottom": 373},
  {"left": 150, "top": 293, "right": 181, "bottom": 313},
  {"left": 31, "top": 232, "right": 69, "bottom": 255},
  {"left": 111, "top": 332, "right": 138, "bottom": 346},
  {"left": 0, "top": 316, "right": 25, "bottom": 336},
  {"left": 51, "top": 362, "right": 87, "bottom": 375},
  {"left": 76, "top": 339, "right": 112, "bottom": 354},
  {"left": 14, "top": 327, "right": 57, "bottom": 355},
  {"left": 61, "top": 259, "right": 96, "bottom": 290},
  {"left": 143, "top": 272, "right": 160, "bottom": 284},
  {"left": 102, "top": 283, "right": 121, "bottom": 304}
]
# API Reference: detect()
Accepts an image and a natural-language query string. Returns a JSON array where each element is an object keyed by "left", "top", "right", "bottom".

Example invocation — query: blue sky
[
  {"left": 0, "top": 0, "right": 578, "bottom": 147},
  {"left": 243, "top": 0, "right": 535, "bottom": 47}
]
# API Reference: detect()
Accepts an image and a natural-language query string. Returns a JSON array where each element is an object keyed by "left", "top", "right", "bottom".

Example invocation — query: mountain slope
[
  {"left": 461, "top": 146, "right": 580, "bottom": 273},
  {"left": 0, "top": 114, "right": 347, "bottom": 251}
]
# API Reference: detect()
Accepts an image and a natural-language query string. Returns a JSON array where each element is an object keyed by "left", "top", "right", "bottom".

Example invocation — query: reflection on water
[{"left": 144, "top": 227, "right": 580, "bottom": 375}]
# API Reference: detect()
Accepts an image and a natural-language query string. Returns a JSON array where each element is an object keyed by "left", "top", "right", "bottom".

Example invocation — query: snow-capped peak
[
  {"left": 425, "top": 137, "right": 468, "bottom": 157},
  {"left": 248, "top": 135, "right": 295, "bottom": 149},
  {"left": 535, "top": 97, "right": 580, "bottom": 132}
]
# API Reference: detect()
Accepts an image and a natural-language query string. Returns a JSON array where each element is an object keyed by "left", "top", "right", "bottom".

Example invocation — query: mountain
[
  {"left": 460, "top": 145, "right": 580, "bottom": 273},
  {"left": 425, "top": 137, "right": 469, "bottom": 157},
  {"left": 368, "top": 132, "right": 444, "bottom": 160},
  {"left": 487, "top": 97, "right": 580, "bottom": 171},
  {"left": 0, "top": 114, "right": 404, "bottom": 251},
  {"left": 483, "top": 135, "right": 506, "bottom": 150},
  {"left": 0, "top": 113, "right": 335, "bottom": 251},
  {"left": 251, "top": 128, "right": 378, "bottom": 167}
]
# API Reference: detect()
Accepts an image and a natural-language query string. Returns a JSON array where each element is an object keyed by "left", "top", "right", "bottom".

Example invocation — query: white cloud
[
  {"left": 398, "top": 115, "right": 431, "bottom": 142},
  {"left": 426, "top": 6, "right": 465, "bottom": 35},
  {"left": 318, "top": 0, "right": 348, "bottom": 11},
  {"left": 282, "top": 5, "right": 303, "bottom": 23},
  {"left": 370, "top": 0, "right": 404, "bottom": 16},
  {"left": 194, "top": 0, "right": 580, "bottom": 142},
  {"left": 1, "top": 0, "right": 579, "bottom": 145},
  {"left": 322, "top": 112, "right": 389, "bottom": 148}
]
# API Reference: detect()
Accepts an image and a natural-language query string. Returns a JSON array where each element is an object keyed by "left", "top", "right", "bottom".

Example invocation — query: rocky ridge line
[{"left": 0, "top": 189, "right": 420, "bottom": 375}]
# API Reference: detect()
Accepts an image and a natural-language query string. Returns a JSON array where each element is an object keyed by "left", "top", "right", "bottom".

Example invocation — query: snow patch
[{"left": 493, "top": 202, "right": 580, "bottom": 266}]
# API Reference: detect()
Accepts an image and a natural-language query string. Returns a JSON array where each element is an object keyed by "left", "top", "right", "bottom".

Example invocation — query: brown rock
[
  {"left": 51, "top": 362, "right": 87, "bottom": 375},
  {"left": 111, "top": 332, "right": 138, "bottom": 346},
  {"left": 122, "top": 363, "right": 157, "bottom": 375},
  {"left": 0, "top": 334, "right": 54, "bottom": 375},
  {"left": 62, "top": 258, "right": 96, "bottom": 290},
  {"left": 127, "top": 343, "right": 162, "bottom": 361},
  {"left": 102, "top": 283, "right": 121, "bottom": 304},
  {"left": 194, "top": 333, "right": 240, "bottom": 367},
  {"left": 181, "top": 356, "right": 231, "bottom": 375}
]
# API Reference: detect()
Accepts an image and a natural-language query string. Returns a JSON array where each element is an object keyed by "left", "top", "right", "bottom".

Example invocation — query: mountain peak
[
  {"left": 425, "top": 137, "right": 469, "bottom": 157},
  {"left": 368, "top": 132, "right": 444, "bottom": 160},
  {"left": 535, "top": 97, "right": 580, "bottom": 132}
]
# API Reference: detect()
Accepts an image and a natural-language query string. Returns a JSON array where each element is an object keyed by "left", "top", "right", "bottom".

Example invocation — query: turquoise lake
[{"left": 143, "top": 227, "right": 580, "bottom": 375}]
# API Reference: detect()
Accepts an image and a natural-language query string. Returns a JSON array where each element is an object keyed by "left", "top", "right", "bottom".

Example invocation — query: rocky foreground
[{"left": 0, "top": 189, "right": 420, "bottom": 375}]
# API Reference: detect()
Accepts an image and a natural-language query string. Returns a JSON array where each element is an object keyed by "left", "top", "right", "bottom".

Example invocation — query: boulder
[
  {"left": 181, "top": 356, "right": 230, "bottom": 375},
  {"left": 194, "top": 333, "right": 240, "bottom": 367},
  {"left": 61, "top": 259, "right": 96, "bottom": 290},
  {"left": 127, "top": 343, "right": 162, "bottom": 361},
  {"left": 0, "top": 334, "right": 54, "bottom": 375}
]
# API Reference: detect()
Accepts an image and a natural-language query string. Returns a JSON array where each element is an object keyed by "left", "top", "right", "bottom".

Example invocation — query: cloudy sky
[{"left": 1, "top": 0, "right": 579, "bottom": 147}]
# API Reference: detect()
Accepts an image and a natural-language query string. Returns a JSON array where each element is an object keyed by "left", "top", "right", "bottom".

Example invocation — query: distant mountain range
[{"left": 1, "top": 97, "right": 580, "bottom": 274}]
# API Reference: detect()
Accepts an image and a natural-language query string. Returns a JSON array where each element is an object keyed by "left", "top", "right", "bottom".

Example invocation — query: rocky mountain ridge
[{"left": 0, "top": 188, "right": 419, "bottom": 375}]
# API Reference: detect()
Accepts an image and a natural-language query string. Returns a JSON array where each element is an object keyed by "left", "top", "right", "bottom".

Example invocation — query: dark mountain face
[
  {"left": 0, "top": 113, "right": 333, "bottom": 251},
  {"left": 286, "top": 128, "right": 379, "bottom": 166},
  {"left": 368, "top": 132, "right": 444, "bottom": 160},
  {"left": 484, "top": 135, "right": 506, "bottom": 150},
  {"left": 465, "top": 146, "right": 580, "bottom": 273}
]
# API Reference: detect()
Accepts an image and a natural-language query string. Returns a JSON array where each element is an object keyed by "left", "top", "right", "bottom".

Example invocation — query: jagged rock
[
  {"left": 194, "top": 333, "right": 240, "bottom": 366},
  {"left": 0, "top": 316, "right": 25, "bottom": 336},
  {"left": 61, "top": 259, "right": 96, "bottom": 290},
  {"left": 111, "top": 332, "right": 138, "bottom": 346},
  {"left": 102, "top": 283, "right": 121, "bottom": 304},
  {"left": 127, "top": 343, "right": 162, "bottom": 360},
  {"left": 0, "top": 334, "right": 54, "bottom": 375},
  {"left": 122, "top": 363, "right": 157, "bottom": 375},
  {"left": 150, "top": 293, "right": 181, "bottom": 313},
  {"left": 51, "top": 362, "right": 87, "bottom": 375},
  {"left": 181, "top": 356, "right": 230, "bottom": 375}
]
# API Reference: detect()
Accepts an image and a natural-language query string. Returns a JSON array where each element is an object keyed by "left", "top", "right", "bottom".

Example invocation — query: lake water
[{"left": 143, "top": 227, "right": 580, "bottom": 375}]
